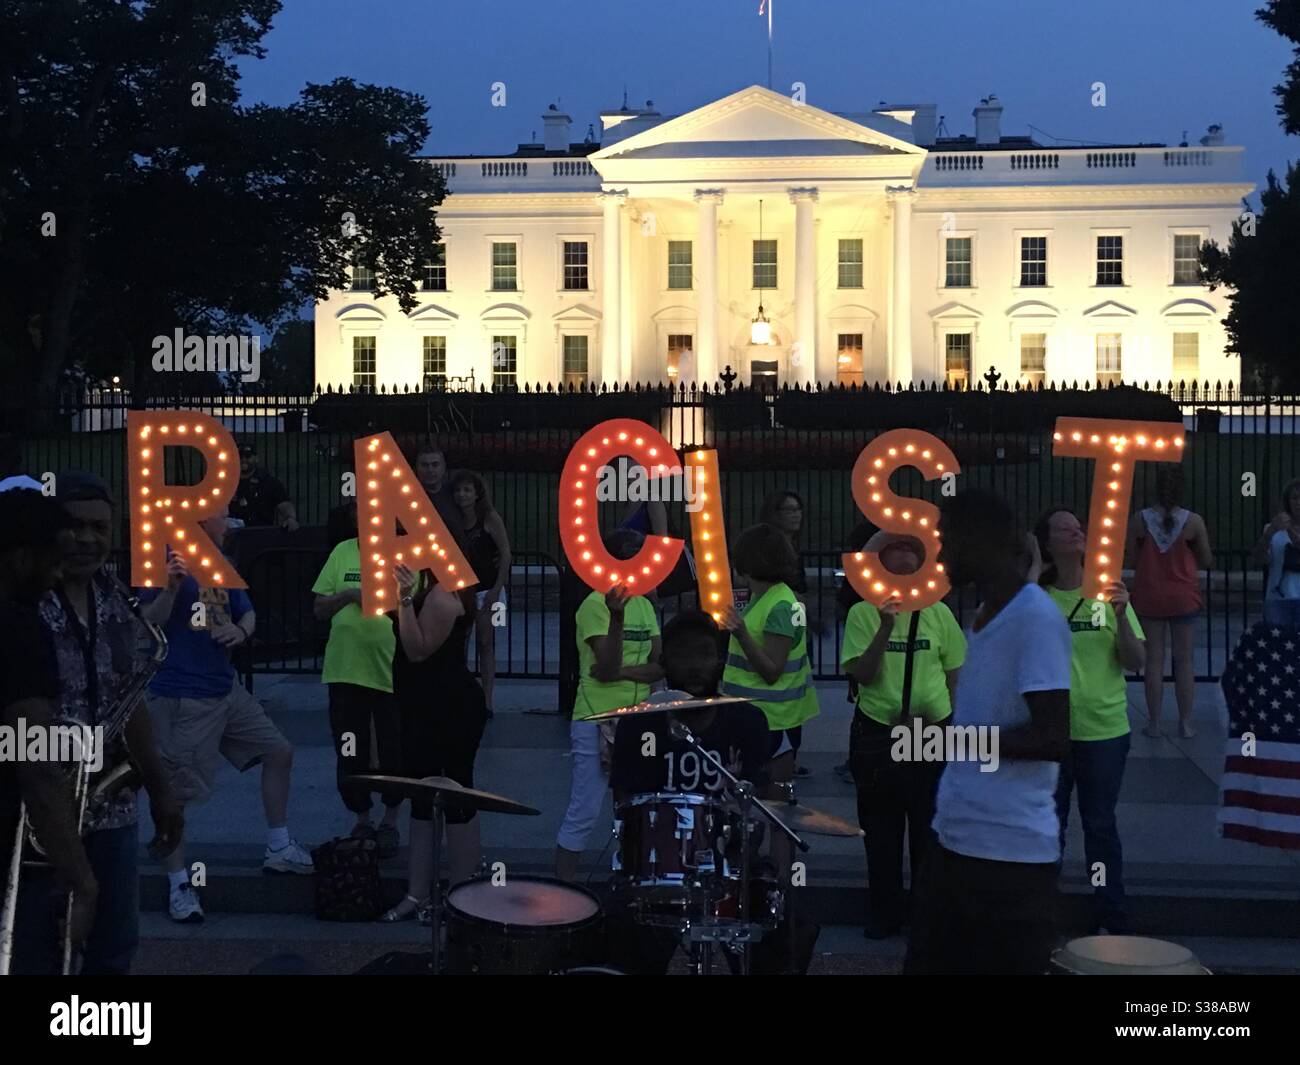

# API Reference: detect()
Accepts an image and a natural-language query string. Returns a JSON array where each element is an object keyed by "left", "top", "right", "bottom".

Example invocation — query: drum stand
[
  {"left": 667, "top": 720, "right": 807, "bottom": 976},
  {"left": 428, "top": 798, "right": 446, "bottom": 976}
]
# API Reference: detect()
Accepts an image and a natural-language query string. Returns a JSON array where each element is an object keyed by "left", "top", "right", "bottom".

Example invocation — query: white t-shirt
[
  {"left": 933, "top": 583, "right": 1072, "bottom": 864},
  {"left": 1265, "top": 529, "right": 1300, "bottom": 601}
]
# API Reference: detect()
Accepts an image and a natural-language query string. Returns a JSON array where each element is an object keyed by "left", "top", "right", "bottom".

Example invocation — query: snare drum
[
  {"left": 1049, "top": 935, "right": 1210, "bottom": 976},
  {"left": 613, "top": 792, "right": 731, "bottom": 893},
  {"left": 444, "top": 875, "right": 604, "bottom": 975},
  {"left": 712, "top": 875, "right": 784, "bottom": 930}
]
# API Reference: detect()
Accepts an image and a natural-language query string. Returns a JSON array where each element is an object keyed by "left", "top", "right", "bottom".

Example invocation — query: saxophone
[{"left": 0, "top": 569, "right": 169, "bottom": 975}]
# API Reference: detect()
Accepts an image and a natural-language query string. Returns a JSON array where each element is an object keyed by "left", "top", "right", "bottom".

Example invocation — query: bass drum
[{"left": 444, "top": 875, "right": 604, "bottom": 975}]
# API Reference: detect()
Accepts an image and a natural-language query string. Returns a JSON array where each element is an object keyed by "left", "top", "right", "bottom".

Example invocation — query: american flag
[{"left": 1219, "top": 621, "right": 1300, "bottom": 849}]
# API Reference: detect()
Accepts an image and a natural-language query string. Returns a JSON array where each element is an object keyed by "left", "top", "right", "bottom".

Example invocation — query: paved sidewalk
[{"left": 137, "top": 676, "right": 1300, "bottom": 930}]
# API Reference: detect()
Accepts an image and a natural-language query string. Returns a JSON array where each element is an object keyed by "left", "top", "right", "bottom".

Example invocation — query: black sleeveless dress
[{"left": 391, "top": 592, "right": 487, "bottom": 822}]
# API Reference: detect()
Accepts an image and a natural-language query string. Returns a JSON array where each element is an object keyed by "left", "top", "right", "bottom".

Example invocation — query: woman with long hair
[
  {"left": 379, "top": 566, "right": 487, "bottom": 923},
  {"left": 759, "top": 489, "right": 808, "bottom": 594},
  {"left": 1036, "top": 505, "right": 1145, "bottom": 933},
  {"left": 1252, "top": 478, "right": 1300, "bottom": 629},
  {"left": 1125, "top": 466, "right": 1214, "bottom": 738},
  {"left": 450, "top": 471, "right": 512, "bottom": 716}
]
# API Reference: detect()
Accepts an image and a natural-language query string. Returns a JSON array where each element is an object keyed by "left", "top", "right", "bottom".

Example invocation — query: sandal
[
  {"left": 379, "top": 894, "right": 427, "bottom": 923},
  {"left": 351, "top": 821, "right": 377, "bottom": 841}
]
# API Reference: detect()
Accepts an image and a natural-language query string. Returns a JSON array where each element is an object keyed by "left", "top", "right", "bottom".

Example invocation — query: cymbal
[
  {"left": 587, "top": 694, "right": 750, "bottom": 721},
  {"left": 346, "top": 774, "right": 540, "bottom": 816},
  {"left": 758, "top": 799, "right": 863, "bottom": 838}
]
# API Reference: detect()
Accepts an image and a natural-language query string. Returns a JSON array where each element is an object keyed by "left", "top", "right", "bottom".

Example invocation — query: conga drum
[{"left": 1050, "top": 935, "right": 1210, "bottom": 975}]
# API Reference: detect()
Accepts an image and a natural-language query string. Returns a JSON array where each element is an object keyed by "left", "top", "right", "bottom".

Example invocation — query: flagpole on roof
[{"left": 766, "top": 0, "right": 774, "bottom": 90}]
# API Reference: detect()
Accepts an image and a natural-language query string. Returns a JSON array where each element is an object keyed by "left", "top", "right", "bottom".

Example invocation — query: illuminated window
[
  {"left": 838, "top": 239, "right": 863, "bottom": 288},
  {"left": 944, "top": 237, "right": 972, "bottom": 288},
  {"left": 562, "top": 335, "right": 589, "bottom": 389},
  {"left": 421, "top": 244, "right": 447, "bottom": 291},
  {"left": 1020, "top": 237, "right": 1047, "bottom": 287},
  {"left": 1096, "top": 236, "right": 1124, "bottom": 286},
  {"left": 422, "top": 336, "right": 447, "bottom": 390},
  {"left": 562, "top": 241, "right": 589, "bottom": 290},
  {"left": 836, "top": 333, "right": 864, "bottom": 386},
  {"left": 945, "top": 333, "right": 972, "bottom": 389},
  {"left": 491, "top": 242, "right": 518, "bottom": 291},
  {"left": 1172, "top": 332, "right": 1199, "bottom": 383},
  {"left": 491, "top": 335, "right": 517, "bottom": 391},
  {"left": 352, "top": 336, "right": 377, "bottom": 390},
  {"left": 752, "top": 239, "right": 777, "bottom": 289},
  {"left": 351, "top": 261, "right": 376, "bottom": 291},
  {"left": 1020, "top": 333, "right": 1047, "bottom": 388},
  {"left": 1096, "top": 333, "right": 1122, "bottom": 387},
  {"left": 667, "top": 334, "right": 693, "bottom": 381},
  {"left": 1173, "top": 234, "right": 1201, "bottom": 285},
  {"left": 667, "top": 241, "right": 693, "bottom": 290}
]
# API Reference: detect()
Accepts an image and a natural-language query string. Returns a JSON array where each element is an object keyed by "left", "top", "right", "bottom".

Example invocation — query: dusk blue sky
[{"left": 236, "top": 0, "right": 1297, "bottom": 192}]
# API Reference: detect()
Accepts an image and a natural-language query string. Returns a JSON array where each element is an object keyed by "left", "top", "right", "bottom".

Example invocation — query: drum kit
[{"left": 348, "top": 691, "right": 858, "bottom": 976}]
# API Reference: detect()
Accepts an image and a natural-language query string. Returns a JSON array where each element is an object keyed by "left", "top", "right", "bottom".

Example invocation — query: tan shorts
[{"left": 148, "top": 685, "right": 292, "bottom": 805}]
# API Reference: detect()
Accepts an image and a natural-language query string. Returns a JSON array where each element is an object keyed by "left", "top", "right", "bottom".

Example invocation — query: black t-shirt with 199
[{"left": 611, "top": 701, "right": 771, "bottom": 797}]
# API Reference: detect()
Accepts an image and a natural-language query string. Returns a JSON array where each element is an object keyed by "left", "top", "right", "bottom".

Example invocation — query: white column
[
  {"left": 693, "top": 189, "right": 724, "bottom": 388},
  {"left": 887, "top": 185, "right": 916, "bottom": 386},
  {"left": 599, "top": 188, "right": 627, "bottom": 387},
  {"left": 789, "top": 187, "right": 818, "bottom": 387}
]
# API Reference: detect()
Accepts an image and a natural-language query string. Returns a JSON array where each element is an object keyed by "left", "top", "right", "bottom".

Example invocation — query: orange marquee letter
[
  {"left": 354, "top": 432, "right": 480, "bottom": 616},
  {"left": 1052, "top": 417, "right": 1185, "bottom": 602},
  {"left": 127, "top": 410, "right": 245, "bottom": 589},
  {"left": 559, "top": 419, "right": 685, "bottom": 593},
  {"left": 843, "top": 429, "right": 959, "bottom": 610},
  {"left": 685, "top": 449, "right": 733, "bottom": 622}
]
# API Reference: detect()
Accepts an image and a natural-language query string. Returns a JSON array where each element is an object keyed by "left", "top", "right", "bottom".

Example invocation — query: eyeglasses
[{"left": 778, "top": 504, "right": 803, "bottom": 514}]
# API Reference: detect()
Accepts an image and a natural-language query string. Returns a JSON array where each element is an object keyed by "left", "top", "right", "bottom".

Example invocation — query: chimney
[
  {"left": 911, "top": 103, "right": 937, "bottom": 146},
  {"left": 1199, "top": 123, "right": 1224, "bottom": 147},
  {"left": 973, "top": 94, "right": 1003, "bottom": 146},
  {"left": 543, "top": 103, "right": 572, "bottom": 152}
]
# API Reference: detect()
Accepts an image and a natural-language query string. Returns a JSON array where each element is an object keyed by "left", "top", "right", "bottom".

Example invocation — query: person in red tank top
[{"left": 1125, "top": 467, "right": 1215, "bottom": 739}]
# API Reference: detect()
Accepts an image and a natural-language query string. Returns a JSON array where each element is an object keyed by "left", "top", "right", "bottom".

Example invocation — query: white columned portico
[
  {"left": 789, "top": 187, "right": 818, "bottom": 387},
  {"left": 693, "top": 189, "right": 724, "bottom": 388},
  {"left": 599, "top": 188, "right": 628, "bottom": 386},
  {"left": 886, "top": 185, "right": 916, "bottom": 386}
]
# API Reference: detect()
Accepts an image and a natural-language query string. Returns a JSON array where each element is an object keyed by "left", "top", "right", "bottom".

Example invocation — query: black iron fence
[{"left": 12, "top": 381, "right": 1298, "bottom": 691}]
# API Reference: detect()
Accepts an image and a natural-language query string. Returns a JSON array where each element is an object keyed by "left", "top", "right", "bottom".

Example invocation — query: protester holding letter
[
  {"left": 841, "top": 531, "right": 965, "bottom": 939},
  {"left": 1036, "top": 505, "right": 1145, "bottom": 935}
]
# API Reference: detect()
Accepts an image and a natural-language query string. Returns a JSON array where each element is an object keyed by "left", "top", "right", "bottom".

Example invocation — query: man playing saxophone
[
  {"left": 0, "top": 489, "right": 98, "bottom": 974},
  {"left": 24, "top": 473, "right": 183, "bottom": 974}
]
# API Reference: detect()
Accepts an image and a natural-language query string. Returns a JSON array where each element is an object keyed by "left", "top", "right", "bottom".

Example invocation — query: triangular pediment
[
  {"left": 1082, "top": 299, "right": 1138, "bottom": 318},
  {"left": 592, "top": 86, "right": 924, "bottom": 161}
]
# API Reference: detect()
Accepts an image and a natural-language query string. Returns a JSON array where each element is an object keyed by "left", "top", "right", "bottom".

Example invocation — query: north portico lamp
[{"left": 750, "top": 198, "right": 773, "bottom": 346}]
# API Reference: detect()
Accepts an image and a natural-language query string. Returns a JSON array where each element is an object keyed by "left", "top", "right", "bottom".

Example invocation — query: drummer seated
[{"left": 610, "top": 610, "right": 770, "bottom": 805}]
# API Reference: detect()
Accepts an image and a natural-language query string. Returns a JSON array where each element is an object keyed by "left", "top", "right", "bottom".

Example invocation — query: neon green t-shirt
[
  {"left": 840, "top": 601, "right": 966, "bottom": 725},
  {"left": 312, "top": 539, "right": 396, "bottom": 693},
  {"left": 573, "top": 591, "right": 660, "bottom": 721},
  {"left": 1044, "top": 585, "right": 1145, "bottom": 741}
]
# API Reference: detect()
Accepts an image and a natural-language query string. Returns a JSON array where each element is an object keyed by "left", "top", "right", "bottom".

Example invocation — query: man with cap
[
  {"left": 28, "top": 472, "right": 183, "bottom": 973},
  {"left": 231, "top": 445, "right": 298, "bottom": 530},
  {"left": 840, "top": 530, "right": 966, "bottom": 939}
]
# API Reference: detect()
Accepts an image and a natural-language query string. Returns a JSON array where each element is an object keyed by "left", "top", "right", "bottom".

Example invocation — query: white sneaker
[
  {"left": 263, "top": 839, "right": 314, "bottom": 875},
  {"left": 169, "top": 883, "right": 204, "bottom": 924}
]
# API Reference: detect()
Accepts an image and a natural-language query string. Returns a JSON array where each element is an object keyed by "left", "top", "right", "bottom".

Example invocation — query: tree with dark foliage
[
  {"left": 0, "top": 0, "right": 443, "bottom": 406},
  {"left": 1201, "top": 1, "right": 1300, "bottom": 390}
]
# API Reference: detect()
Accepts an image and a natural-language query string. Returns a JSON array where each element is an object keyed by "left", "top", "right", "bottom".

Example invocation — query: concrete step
[
  {"left": 139, "top": 855, "right": 1300, "bottom": 940},
  {"left": 133, "top": 913, "right": 1300, "bottom": 976}
]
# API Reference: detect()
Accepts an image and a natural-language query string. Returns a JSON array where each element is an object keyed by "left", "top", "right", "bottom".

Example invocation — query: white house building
[{"left": 314, "top": 86, "right": 1252, "bottom": 393}]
